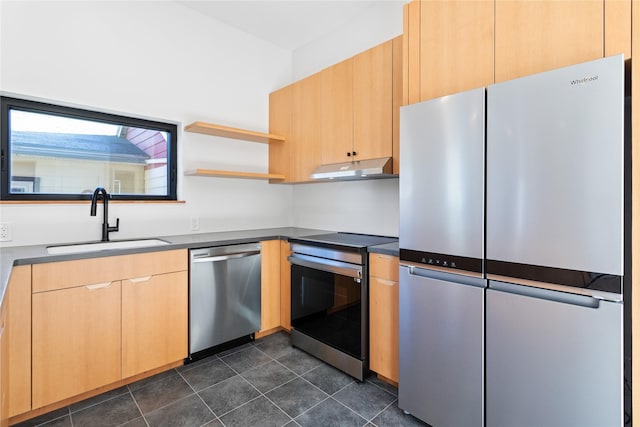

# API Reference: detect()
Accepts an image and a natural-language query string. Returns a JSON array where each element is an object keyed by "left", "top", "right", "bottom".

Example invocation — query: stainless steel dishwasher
[{"left": 188, "top": 243, "right": 261, "bottom": 360}]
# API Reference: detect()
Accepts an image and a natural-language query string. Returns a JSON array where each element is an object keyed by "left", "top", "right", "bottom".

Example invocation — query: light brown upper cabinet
[
  {"left": 604, "top": 0, "right": 631, "bottom": 59},
  {"left": 321, "top": 41, "right": 394, "bottom": 165},
  {"left": 403, "top": 0, "right": 630, "bottom": 103},
  {"left": 269, "top": 85, "right": 293, "bottom": 183},
  {"left": 404, "top": 0, "right": 494, "bottom": 102},
  {"left": 268, "top": 38, "right": 400, "bottom": 182},
  {"left": 495, "top": 0, "right": 604, "bottom": 82},
  {"left": 291, "top": 72, "right": 323, "bottom": 183},
  {"left": 320, "top": 58, "right": 354, "bottom": 165},
  {"left": 354, "top": 40, "right": 394, "bottom": 164}
]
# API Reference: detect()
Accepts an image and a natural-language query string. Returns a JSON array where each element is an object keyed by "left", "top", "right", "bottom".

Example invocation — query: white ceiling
[{"left": 177, "top": 1, "right": 392, "bottom": 51}]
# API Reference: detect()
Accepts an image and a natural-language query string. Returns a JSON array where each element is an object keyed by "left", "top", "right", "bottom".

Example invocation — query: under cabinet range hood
[{"left": 310, "top": 157, "right": 395, "bottom": 181}]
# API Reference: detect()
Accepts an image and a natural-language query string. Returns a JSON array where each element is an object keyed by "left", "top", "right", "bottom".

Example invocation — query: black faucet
[{"left": 90, "top": 187, "right": 119, "bottom": 242}]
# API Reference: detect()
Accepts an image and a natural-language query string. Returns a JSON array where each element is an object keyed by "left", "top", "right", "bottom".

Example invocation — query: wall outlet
[
  {"left": 190, "top": 216, "right": 200, "bottom": 231},
  {"left": 0, "top": 223, "right": 12, "bottom": 242}
]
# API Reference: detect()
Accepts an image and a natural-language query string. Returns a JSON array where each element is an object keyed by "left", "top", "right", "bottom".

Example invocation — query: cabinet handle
[
  {"left": 86, "top": 282, "right": 112, "bottom": 290},
  {"left": 129, "top": 276, "right": 152, "bottom": 283},
  {"left": 352, "top": 151, "right": 357, "bottom": 156},
  {"left": 374, "top": 277, "right": 397, "bottom": 286},
  {"left": 347, "top": 152, "right": 351, "bottom": 157}
]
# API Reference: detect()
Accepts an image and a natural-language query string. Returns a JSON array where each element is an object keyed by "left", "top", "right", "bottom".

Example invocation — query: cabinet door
[
  {"left": 122, "top": 271, "right": 187, "bottom": 378},
  {"left": 320, "top": 58, "right": 354, "bottom": 165},
  {"left": 419, "top": 0, "right": 494, "bottom": 100},
  {"left": 269, "top": 85, "right": 292, "bottom": 182},
  {"left": 353, "top": 40, "right": 393, "bottom": 162},
  {"left": 32, "top": 281, "right": 121, "bottom": 409},
  {"left": 7, "top": 265, "right": 31, "bottom": 418},
  {"left": 280, "top": 241, "right": 292, "bottom": 331},
  {"left": 259, "top": 240, "right": 281, "bottom": 333},
  {"left": 403, "top": 0, "right": 421, "bottom": 105},
  {"left": 495, "top": 0, "right": 603, "bottom": 82},
  {"left": 0, "top": 297, "right": 8, "bottom": 427},
  {"left": 369, "top": 254, "right": 399, "bottom": 383},
  {"left": 291, "top": 73, "right": 322, "bottom": 182}
]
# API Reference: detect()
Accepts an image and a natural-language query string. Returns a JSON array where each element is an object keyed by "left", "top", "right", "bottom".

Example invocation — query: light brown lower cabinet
[
  {"left": 122, "top": 271, "right": 188, "bottom": 378},
  {"left": 29, "top": 249, "right": 188, "bottom": 411},
  {"left": 32, "top": 281, "right": 122, "bottom": 409},
  {"left": 259, "top": 240, "right": 281, "bottom": 334},
  {"left": 369, "top": 253, "right": 399, "bottom": 383},
  {"left": 0, "top": 290, "right": 9, "bottom": 427},
  {"left": 280, "top": 241, "right": 292, "bottom": 331},
  {"left": 7, "top": 265, "right": 31, "bottom": 418}
]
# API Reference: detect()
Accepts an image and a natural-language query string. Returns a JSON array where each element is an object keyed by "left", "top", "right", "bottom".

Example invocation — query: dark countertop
[
  {"left": 0, "top": 227, "right": 398, "bottom": 306},
  {"left": 368, "top": 241, "right": 399, "bottom": 257},
  {"left": 0, "top": 227, "right": 331, "bottom": 306}
]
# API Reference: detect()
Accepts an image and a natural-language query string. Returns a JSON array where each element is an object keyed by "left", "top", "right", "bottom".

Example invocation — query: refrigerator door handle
[
  {"left": 487, "top": 273, "right": 623, "bottom": 303},
  {"left": 487, "top": 280, "right": 620, "bottom": 308},
  {"left": 402, "top": 264, "right": 486, "bottom": 289}
]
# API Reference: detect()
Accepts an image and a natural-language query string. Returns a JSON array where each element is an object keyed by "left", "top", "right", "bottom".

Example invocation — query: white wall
[
  {"left": 292, "top": 1, "right": 405, "bottom": 80},
  {"left": 290, "top": 1, "right": 404, "bottom": 237},
  {"left": 0, "top": 0, "right": 404, "bottom": 247},
  {"left": 0, "top": 0, "right": 294, "bottom": 246}
]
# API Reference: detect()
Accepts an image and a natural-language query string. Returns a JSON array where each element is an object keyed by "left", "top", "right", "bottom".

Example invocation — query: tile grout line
[
  {"left": 175, "top": 366, "right": 222, "bottom": 425},
  {"left": 366, "top": 397, "right": 398, "bottom": 425},
  {"left": 127, "top": 385, "right": 151, "bottom": 427}
]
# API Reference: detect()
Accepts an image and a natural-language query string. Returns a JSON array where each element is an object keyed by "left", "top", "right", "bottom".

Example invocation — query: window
[{"left": 1, "top": 96, "right": 177, "bottom": 201}]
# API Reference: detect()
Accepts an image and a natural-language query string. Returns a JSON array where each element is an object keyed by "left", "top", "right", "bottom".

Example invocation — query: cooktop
[{"left": 292, "top": 232, "right": 397, "bottom": 249}]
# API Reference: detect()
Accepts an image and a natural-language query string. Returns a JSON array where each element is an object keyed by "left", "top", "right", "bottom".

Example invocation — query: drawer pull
[
  {"left": 129, "top": 276, "right": 152, "bottom": 283},
  {"left": 375, "top": 278, "right": 397, "bottom": 286},
  {"left": 86, "top": 282, "right": 112, "bottom": 290}
]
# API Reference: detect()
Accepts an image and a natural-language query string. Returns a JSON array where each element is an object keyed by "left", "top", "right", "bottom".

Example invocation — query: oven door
[{"left": 289, "top": 254, "right": 364, "bottom": 360}]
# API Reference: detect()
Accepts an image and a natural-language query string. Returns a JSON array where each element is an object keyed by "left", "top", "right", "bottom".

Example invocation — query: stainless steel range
[{"left": 288, "top": 232, "right": 397, "bottom": 381}]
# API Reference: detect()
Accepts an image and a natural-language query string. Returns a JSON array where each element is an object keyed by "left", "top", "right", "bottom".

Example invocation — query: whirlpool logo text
[{"left": 570, "top": 75, "right": 599, "bottom": 85}]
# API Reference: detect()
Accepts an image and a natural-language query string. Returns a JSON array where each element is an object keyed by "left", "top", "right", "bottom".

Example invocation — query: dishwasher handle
[{"left": 192, "top": 250, "right": 260, "bottom": 263}]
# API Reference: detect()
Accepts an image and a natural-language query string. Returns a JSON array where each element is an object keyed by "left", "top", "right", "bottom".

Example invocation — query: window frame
[{"left": 1, "top": 96, "right": 178, "bottom": 201}]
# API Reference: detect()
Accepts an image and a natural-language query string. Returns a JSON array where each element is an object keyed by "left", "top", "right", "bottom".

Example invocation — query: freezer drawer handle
[{"left": 193, "top": 251, "right": 260, "bottom": 263}]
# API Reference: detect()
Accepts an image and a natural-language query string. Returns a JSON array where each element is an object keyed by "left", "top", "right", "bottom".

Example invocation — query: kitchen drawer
[
  {"left": 369, "top": 253, "right": 399, "bottom": 281},
  {"left": 33, "top": 249, "right": 187, "bottom": 293}
]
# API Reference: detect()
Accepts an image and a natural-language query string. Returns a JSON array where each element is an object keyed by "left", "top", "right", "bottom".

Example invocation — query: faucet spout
[{"left": 90, "top": 187, "right": 119, "bottom": 242}]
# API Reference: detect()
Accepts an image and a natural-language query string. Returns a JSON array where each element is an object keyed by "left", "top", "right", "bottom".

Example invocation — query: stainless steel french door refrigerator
[
  {"left": 485, "top": 55, "right": 626, "bottom": 427},
  {"left": 399, "top": 87, "right": 486, "bottom": 427},
  {"left": 399, "top": 54, "right": 628, "bottom": 427}
]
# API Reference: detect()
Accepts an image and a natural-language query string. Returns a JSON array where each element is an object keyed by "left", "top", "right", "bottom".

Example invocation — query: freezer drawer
[
  {"left": 398, "top": 265, "right": 485, "bottom": 427},
  {"left": 486, "top": 282, "right": 623, "bottom": 427}
]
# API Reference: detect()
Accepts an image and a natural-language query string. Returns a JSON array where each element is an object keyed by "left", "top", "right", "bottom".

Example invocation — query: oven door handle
[{"left": 289, "top": 254, "right": 362, "bottom": 279}]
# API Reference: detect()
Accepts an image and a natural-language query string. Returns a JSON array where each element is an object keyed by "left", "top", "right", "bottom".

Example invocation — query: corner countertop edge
[{"left": 0, "top": 227, "right": 332, "bottom": 307}]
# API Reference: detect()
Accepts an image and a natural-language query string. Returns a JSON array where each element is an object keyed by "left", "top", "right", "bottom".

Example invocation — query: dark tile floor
[{"left": 14, "top": 332, "right": 427, "bottom": 427}]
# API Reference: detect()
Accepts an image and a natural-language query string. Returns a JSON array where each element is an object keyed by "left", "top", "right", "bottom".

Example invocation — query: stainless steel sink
[{"left": 46, "top": 239, "right": 170, "bottom": 255}]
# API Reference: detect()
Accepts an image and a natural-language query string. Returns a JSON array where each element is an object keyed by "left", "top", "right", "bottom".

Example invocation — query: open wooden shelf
[
  {"left": 184, "top": 169, "right": 285, "bottom": 181},
  {"left": 184, "top": 121, "right": 285, "bottom": 144}
]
